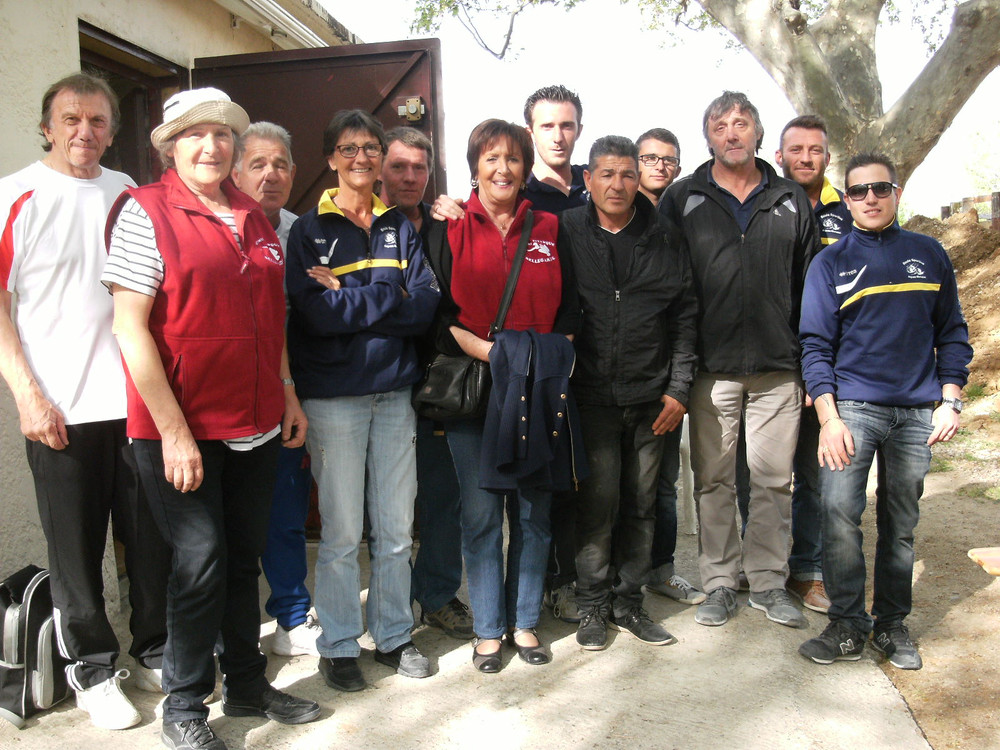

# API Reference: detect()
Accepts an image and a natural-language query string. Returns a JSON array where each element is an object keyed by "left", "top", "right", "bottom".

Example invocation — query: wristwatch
[{"left": 941, "top": 397, "right": 963, "bottom": 414}]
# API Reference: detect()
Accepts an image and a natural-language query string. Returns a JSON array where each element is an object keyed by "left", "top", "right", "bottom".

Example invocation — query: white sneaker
[
  {"left": 134, "top": 664, "right": 163, "bottom": 693},
  {"left": 271, "top": 615, "right": 321, "bottom": 656},
  {"left": 75, "top": 670, "right": 141, "bottom": 730}
]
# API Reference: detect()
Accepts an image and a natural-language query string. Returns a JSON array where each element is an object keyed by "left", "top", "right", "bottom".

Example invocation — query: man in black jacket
[
  {"left": 560, "top": 135, "right": 698, "bottom": 650},
  {"left": 659, "top": 91, "right": 821, "bottom": 629}
]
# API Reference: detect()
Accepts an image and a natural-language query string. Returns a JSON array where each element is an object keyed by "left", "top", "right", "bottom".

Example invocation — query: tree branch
[{"left": 871, "top": 0, "right": 1000, "bottom": 182}]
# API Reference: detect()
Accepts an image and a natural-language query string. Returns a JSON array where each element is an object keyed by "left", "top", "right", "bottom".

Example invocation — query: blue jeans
[
  {"left": 821, "top": 401, "right": 932, "bottom": 634},
  {"left": 446, "top": 419, "right": 551, "bottom": 640},
  {"left": 575, "top": 402, "right": 663, "bottom": 616},
  {"left": 304, "top": 388, "right": 417, "bottom": 657},
  {"left": 650, "top": 421, "right": 682, "bottom": 581},
  {"left": 132, "top": 437, "right": 276, "bottom": 722},
  {"left": 261, "top": 445, "right": 313, "bottom": 629},
  {"left": 411, "top": 418, "right": 463, "bottom": 613},
  {"left": 789, "top": 407, "right": 823, "bottom": 581}
]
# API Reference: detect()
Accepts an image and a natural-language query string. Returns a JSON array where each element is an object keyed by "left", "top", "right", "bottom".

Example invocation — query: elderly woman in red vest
[{"left": 102, "top": 88, "right": 318, "bottom": 750}]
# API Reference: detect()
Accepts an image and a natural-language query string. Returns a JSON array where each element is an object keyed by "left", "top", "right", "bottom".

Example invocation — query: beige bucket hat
[{"left": 150, "top": 87, "right": 250, "bottom": 149}]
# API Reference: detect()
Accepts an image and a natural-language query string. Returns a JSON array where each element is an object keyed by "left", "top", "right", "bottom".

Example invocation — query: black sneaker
[
  {"left": 798, "top": 620, "right": 866, "bottom": 664},
  {"left": 872, "top": 621, "right": 922, "bottom": 670},
  {"left": 374, "top": 641, "right": 431, "bottom": 678},
  {"left": 318, "top": 656, "right": 366, "bottom": 692},
  {"left": 576, "top": 606, "right": 609, "bottom": 651},
  {"left": 161, "top": 718, "right": 227, "bottom": 750},
  {"left": 609, "top": 607, "right": 676, "bottom": 646},
  {"left": 222, "top": 685, "right": 320, "bottom": 725}
]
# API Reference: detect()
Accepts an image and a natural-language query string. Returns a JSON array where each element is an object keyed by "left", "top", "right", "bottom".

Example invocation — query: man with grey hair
[
  {"left": 0, "top": 72, "right": 169, "bottom": 729},
  {"left": 559, "top": 135, "right": 698, "bottom": 651},
  {"left": 378, "top": 127, "right": 473, "bottom": 640},
  {"left": 232, "top": 121, "right": 320, "bottom": 658},
  {"left": 659, "top": 91, "right": 820, "bottom": 629}
]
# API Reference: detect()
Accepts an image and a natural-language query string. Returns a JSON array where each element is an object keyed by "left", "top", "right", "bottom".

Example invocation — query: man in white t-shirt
[{"left": 0, "top": 73, "right": 169, "bottom": 730}]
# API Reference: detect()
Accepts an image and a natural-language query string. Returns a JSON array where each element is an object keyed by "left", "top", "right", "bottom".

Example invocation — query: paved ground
[{"left": 0, "top": 532, "right": 930, "bottom": 750}]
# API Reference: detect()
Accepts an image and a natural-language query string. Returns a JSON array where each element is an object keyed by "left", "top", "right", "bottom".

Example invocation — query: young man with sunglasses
[{"left": 797, "top": 153, "right": 971, "bottom": 670}]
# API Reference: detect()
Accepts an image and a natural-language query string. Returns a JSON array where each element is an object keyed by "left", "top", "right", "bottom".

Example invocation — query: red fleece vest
[
  {"left": 447, "top": 192, "right": 562, "bottom": 339},
  {"left": 108, "top": 169, "right": 286, "bottom": 440}
]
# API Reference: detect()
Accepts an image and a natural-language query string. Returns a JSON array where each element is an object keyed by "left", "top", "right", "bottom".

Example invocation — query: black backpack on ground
[{"left": 0, "top": 565, "right": 71, "bottom": 728}]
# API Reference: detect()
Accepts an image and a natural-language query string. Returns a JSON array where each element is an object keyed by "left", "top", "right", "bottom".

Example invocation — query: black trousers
[
  {"left": 133, "top": 437, "right": 278, "bottom": 722},
  {"left": 27, "top": 419, "right": 170, "bottom": 690}
]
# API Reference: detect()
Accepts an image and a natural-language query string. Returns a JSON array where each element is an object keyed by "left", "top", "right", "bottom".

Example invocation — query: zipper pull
[
  {"left": 240, "top": 257, "right": 250, "bottom": 274},
  {"left": 615, "top": 290, "right": 620, "bottom": 302}
]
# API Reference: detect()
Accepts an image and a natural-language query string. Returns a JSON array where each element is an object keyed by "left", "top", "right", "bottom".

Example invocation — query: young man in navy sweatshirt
[{"left": 797, "top": 153, "right": 972, "bottom": 670}]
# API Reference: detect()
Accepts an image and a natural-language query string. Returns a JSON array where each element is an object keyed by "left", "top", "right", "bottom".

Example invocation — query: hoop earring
[{"left": 471, "top": 178, "right": 479, "bottom": 188}]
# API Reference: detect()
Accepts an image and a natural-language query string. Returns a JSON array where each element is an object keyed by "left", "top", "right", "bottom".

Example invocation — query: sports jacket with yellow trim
[
  {"left": 285, "top": 189, "right": 440, "bottom": 399},
  {"left": 800, "top": 221, "right": 971, "bottom": 406}
]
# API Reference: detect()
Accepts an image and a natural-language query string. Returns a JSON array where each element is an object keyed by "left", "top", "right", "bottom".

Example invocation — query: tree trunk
[{"left": 699, "top": 0, "right": 1000, "bottom": 187}]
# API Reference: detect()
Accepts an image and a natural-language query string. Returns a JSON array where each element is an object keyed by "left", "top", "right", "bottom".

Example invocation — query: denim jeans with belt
[
  {"left": 304, "top": 387, "right": 417, "bottom": 657},
  {"left": 411, "top": 417, "right": 463, "bottom": 614},
  {"left": 446, "top": 418, "right": 552, "bottom": 640},
  {"left": 821, "top": 400, "right": 932, "bottom": 635}
]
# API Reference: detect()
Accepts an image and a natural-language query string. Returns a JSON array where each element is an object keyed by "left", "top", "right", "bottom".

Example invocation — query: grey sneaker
[
  {"left": 421, "top": 598, "right": 475, "bottom": 640},
  {"left": 872, "top": 621, "right": 922, "bottom": 670},
  {"left": 374, "top": 641, "right": 431, "bottom": 678},
  {"left": 799, "top": 619, "right": 866, "bottom": 664},
  {"left": 749, "top": 588, "right": 808, "bottom": 628},
  {"left": 645, "top": 575, "right": 707, "bottom": 605},
  {"left": 545, "top": 583, "right": 581, "bottom": 623},
  {"left": 695, "top": 587, "right": 738, "bottom": 626}
]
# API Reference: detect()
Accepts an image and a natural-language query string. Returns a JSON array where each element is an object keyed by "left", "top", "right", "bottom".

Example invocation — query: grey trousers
[{"left": 688, "top": 371, "right": 802, "bottom": 593}]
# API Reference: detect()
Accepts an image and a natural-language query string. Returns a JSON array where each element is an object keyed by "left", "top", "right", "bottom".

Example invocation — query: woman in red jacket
[
  {"left": 103, "top": 87, "right": 318, "bottom": 749},
  {"left": 425, "top": 119, "right": 578, "bottom": 673}
]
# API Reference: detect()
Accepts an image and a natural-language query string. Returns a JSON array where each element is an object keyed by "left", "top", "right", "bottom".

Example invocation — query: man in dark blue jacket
[
  {"left": 561, "top": 135, "right": 698, "bottom": 651},
  {"left": 660, "top": 91, "right": 821, "bottom": 630},
  {"left": 798, "top": 153, "right": 971, "bottom": 670}
]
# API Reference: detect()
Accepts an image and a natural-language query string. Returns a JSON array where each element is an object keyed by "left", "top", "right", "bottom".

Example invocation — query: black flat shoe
[
  {"left": 471, "top": 638, "right": 502, "bottom": 673},
  {"left": 506, "top": 628, "right": 551, "bottom": 666}
]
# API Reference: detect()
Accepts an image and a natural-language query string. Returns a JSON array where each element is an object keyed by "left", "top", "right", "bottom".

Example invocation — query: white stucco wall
[{"left": 0, "top": 0, "right": 302, "bottom": 575}]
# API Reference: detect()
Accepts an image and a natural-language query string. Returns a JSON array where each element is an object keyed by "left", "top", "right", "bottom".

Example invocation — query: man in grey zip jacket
[{"left": 659, "top": 91, "right": 820, "bottom": 629}]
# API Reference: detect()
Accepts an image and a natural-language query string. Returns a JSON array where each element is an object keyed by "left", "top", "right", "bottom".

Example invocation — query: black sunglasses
[{"left": 845, "top": 181, "right": 898, "bottom": 201}]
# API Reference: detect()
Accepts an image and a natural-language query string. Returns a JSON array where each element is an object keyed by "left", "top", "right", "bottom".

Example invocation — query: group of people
[{"left": 0, "top": 71, "right": 971, "bottom": 750}]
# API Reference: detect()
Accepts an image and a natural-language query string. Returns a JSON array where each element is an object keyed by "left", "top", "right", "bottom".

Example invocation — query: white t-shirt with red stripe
[{"left": 0, "top": 160, "right": 134, "bottom": 425}]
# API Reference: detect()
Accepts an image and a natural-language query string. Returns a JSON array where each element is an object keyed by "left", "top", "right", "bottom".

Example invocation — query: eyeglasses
[
  {"left": 334, "top": 143, "right": 383, "bottom": 158},
  {"left": 638, "top": 154, "right": 680, "bottom": 168},
  {"left": 845, "top": 181, "right": 898, "bottom": 201}
]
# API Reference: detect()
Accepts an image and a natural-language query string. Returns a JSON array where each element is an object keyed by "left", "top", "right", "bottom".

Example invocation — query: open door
[{"left": 193, "top": 39, "right": 446, "bottom": 215}]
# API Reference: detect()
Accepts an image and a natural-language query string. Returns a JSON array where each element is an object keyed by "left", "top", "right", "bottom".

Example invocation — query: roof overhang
[{"left": 214, "top": 0, "right": 361, "bottom": 49}]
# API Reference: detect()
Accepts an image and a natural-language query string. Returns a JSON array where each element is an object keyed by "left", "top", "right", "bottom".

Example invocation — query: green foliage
[
  {"left": 929, "top": 455, "right": 953, "bottom": 472},
  {"left": 965, "top": 383, "right": 988, "bottom": 401}
]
